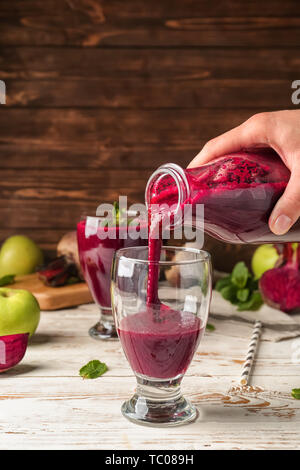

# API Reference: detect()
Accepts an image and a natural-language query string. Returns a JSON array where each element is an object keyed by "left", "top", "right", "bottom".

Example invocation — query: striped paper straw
[{"left": 240, "top": 320, "right": 262, "bottom": 386}]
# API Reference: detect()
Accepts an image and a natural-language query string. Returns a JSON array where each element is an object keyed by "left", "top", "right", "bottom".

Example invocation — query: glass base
[
  {"left": 89, "top": 307, "right": 118, "bottom": 341},
  {"left": 121, "top": 374, "right": 198, "bottom": 427}
]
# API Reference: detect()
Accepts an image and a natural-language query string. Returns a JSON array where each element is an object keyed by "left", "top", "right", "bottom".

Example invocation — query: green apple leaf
[
  {"left": 79, "top": 360, "right": 108, "bottom": 379},
  {"left": 0, "top": 274, "right": 15, "bottom": 286}
]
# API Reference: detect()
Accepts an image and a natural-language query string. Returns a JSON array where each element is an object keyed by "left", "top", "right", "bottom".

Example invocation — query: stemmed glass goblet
[
  {"left": 77, "top": 214, "right": 147, "bottom": 340},
  {"left": 111, "top": 246, "right": 212, "bottom": 426}
]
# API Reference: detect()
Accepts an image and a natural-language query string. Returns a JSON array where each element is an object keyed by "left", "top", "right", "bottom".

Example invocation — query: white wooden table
[{"left": 1, "top": 303, "right": 300, "bottom": 450}]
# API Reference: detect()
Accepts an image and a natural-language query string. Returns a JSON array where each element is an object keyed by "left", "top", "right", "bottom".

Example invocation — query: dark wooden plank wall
[{"left": 0, "top": 0, "right": 299, "bottom": 268}]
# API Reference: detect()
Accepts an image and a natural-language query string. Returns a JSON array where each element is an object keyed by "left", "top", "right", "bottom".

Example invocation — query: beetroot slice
[
  {"left": 38, "top": 255, "right": 80, "bottom": 287},
  {"left": 259, "top": 243, "right": 300, "bottom": 313},
  {"left": 0, "top": 332, "right": 29, "bottom": 372}
]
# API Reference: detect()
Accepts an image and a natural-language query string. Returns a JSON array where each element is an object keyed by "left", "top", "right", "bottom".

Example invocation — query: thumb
[{"left": 269, "top": 166, "right": 300, "bottom": 235}]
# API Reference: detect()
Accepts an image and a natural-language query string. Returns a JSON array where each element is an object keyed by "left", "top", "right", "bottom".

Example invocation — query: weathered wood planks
[
  {"left": 0, "top": 306, "right": 299, "bottom": 450},
  {"left": 1, "top": 1, "right": 300, "bottom": 47},
  {"left": 0, "top": 0, "right": 299, "bottom": 261}
]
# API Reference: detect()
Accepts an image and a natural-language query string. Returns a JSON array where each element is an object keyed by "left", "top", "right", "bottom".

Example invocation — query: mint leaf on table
[
  {"left": 0, "top": 274, "right": 15, "bottom": 287},
  {"left": 247, "top": 277, "right": 259, "bottom": 291},
  {"left": 231, "top": 261, "right": 249, "bottom": 289},
  {"left": 215, "top": 276, "right": 231, "bottom": 291},
  {"left": 236, "top": 291, "right": 263, "bottom": 311},
  {"left": 215, "top": 262, "right": 262, "bottom": 312},
  {"left": 206, "top": 323, "right": 215, "bottom": 332},
  {"left": 291, "top": 388, "right": 300, "bottom": 399},
  {"left": 236, "top": 288, "right": 250, "bottom": 303},
  {"left": 220, "top": 284, "right": 238, "bottom": 304},
  {"left": 79, "top": 360, "right": 108, "bottom": 379}
]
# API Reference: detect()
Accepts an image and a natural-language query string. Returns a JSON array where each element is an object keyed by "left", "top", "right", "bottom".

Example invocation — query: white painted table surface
[{"left": 1, "top": 303, "right": 300, "bottom": 450}]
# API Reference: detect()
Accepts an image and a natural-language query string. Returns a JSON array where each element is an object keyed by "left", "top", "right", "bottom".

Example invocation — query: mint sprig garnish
[
  {"left": 79, "top": 360, "right": 108, "bottom": 379},
  {"left": 100, "top": 201, "right": 137, "bottom": 228},
  {"left": 215, "top": 262, "right": 263, "bottom": 311},
  {"left": 206, "top": 323, "right": 215, "bottom": 332},
  {"left": 291, "top": 388, "right": 300, "bottom": 399},
  {"left": 0, "top": 274, "right": 15, "bottom": 287},
  {"left": 113, "top": 201, "right": 120, "bottom": 225}
]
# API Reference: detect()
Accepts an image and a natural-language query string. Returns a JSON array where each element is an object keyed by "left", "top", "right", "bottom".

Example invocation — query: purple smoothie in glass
[
  {"left": 77, "top": 219, "right": 147, "bottom": 311},
  {"left": 118, "top": 306, "right": 203, "bottom": 379}
]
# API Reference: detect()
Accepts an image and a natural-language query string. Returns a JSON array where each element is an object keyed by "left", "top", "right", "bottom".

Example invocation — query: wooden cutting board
[{"left": 9, "top": 273, "right": 93, "bottom": 311}]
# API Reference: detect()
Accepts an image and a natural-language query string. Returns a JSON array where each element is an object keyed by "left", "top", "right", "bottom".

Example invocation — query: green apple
[
  {"left": 0, "top": 235, "right": 44, "bottom": 277},
  {"left": 251, "top": 244, "right": 279, "bottom": 279},
  {"left": 0, "top": 288, "right": 40, "bottom": 337}
]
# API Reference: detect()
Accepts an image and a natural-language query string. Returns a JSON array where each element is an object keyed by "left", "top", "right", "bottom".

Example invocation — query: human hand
[{"left": 188, "top": 110, "right": 300, "bottom": 236}]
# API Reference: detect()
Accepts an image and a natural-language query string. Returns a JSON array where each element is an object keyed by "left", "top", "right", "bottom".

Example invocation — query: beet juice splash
[
  {"left": 146, "top": 149, "right": 300, "bottom": 245},
  {"left": 116, "top": 201, "right": 207, "bottom": 381},
  {"left": 117, "top": 217, "right": 204, "bottom": 379}
]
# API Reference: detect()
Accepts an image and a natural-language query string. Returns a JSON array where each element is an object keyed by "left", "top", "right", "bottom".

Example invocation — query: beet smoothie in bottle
[{"left": 145, "top": 149, "right": 300, "bottom": 245}]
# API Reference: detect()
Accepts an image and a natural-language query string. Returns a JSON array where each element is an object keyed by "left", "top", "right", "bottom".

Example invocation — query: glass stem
[
  {"left": 135, "top": 373, "right": 183, "bottom": 404},
  {"left": 89, "top": 307, "right": 118, "bottom": 340},
  {"left": 121, "top": 373, "right": 197, "bottom": 426}
]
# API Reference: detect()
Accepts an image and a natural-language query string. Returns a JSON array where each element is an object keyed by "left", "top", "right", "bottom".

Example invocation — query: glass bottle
[{"left": 145, "top": 149, "right": 300, "bottom": 244}]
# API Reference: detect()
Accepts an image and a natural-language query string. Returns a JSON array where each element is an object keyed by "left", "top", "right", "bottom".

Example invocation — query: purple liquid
[
  {"left": 146, "top": 150, "right": 294, "bottom": 306},
  {"left": 119, "top": 150, "right": 296, "bottom": 379},
  {"left": 149, "top": 150, "right": 300, "bottom": 244},
  {"left": 77, "top": 220, "right": 147, "bottom": 310},
  {"left": 118, "top": 306, "right": 203, "bottom": 379},
  {"left": 118, "top": 203, "right": 202, "bottom": 379}
]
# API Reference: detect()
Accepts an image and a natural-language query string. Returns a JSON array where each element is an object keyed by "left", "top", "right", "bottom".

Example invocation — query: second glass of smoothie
[{"left": 77, "top": 214, "right": 147, "bottom": 340}]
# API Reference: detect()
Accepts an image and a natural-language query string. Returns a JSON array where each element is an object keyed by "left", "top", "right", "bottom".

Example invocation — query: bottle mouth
[{"left": 145, "top": 163, "right": 190, "bottom": 214}]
